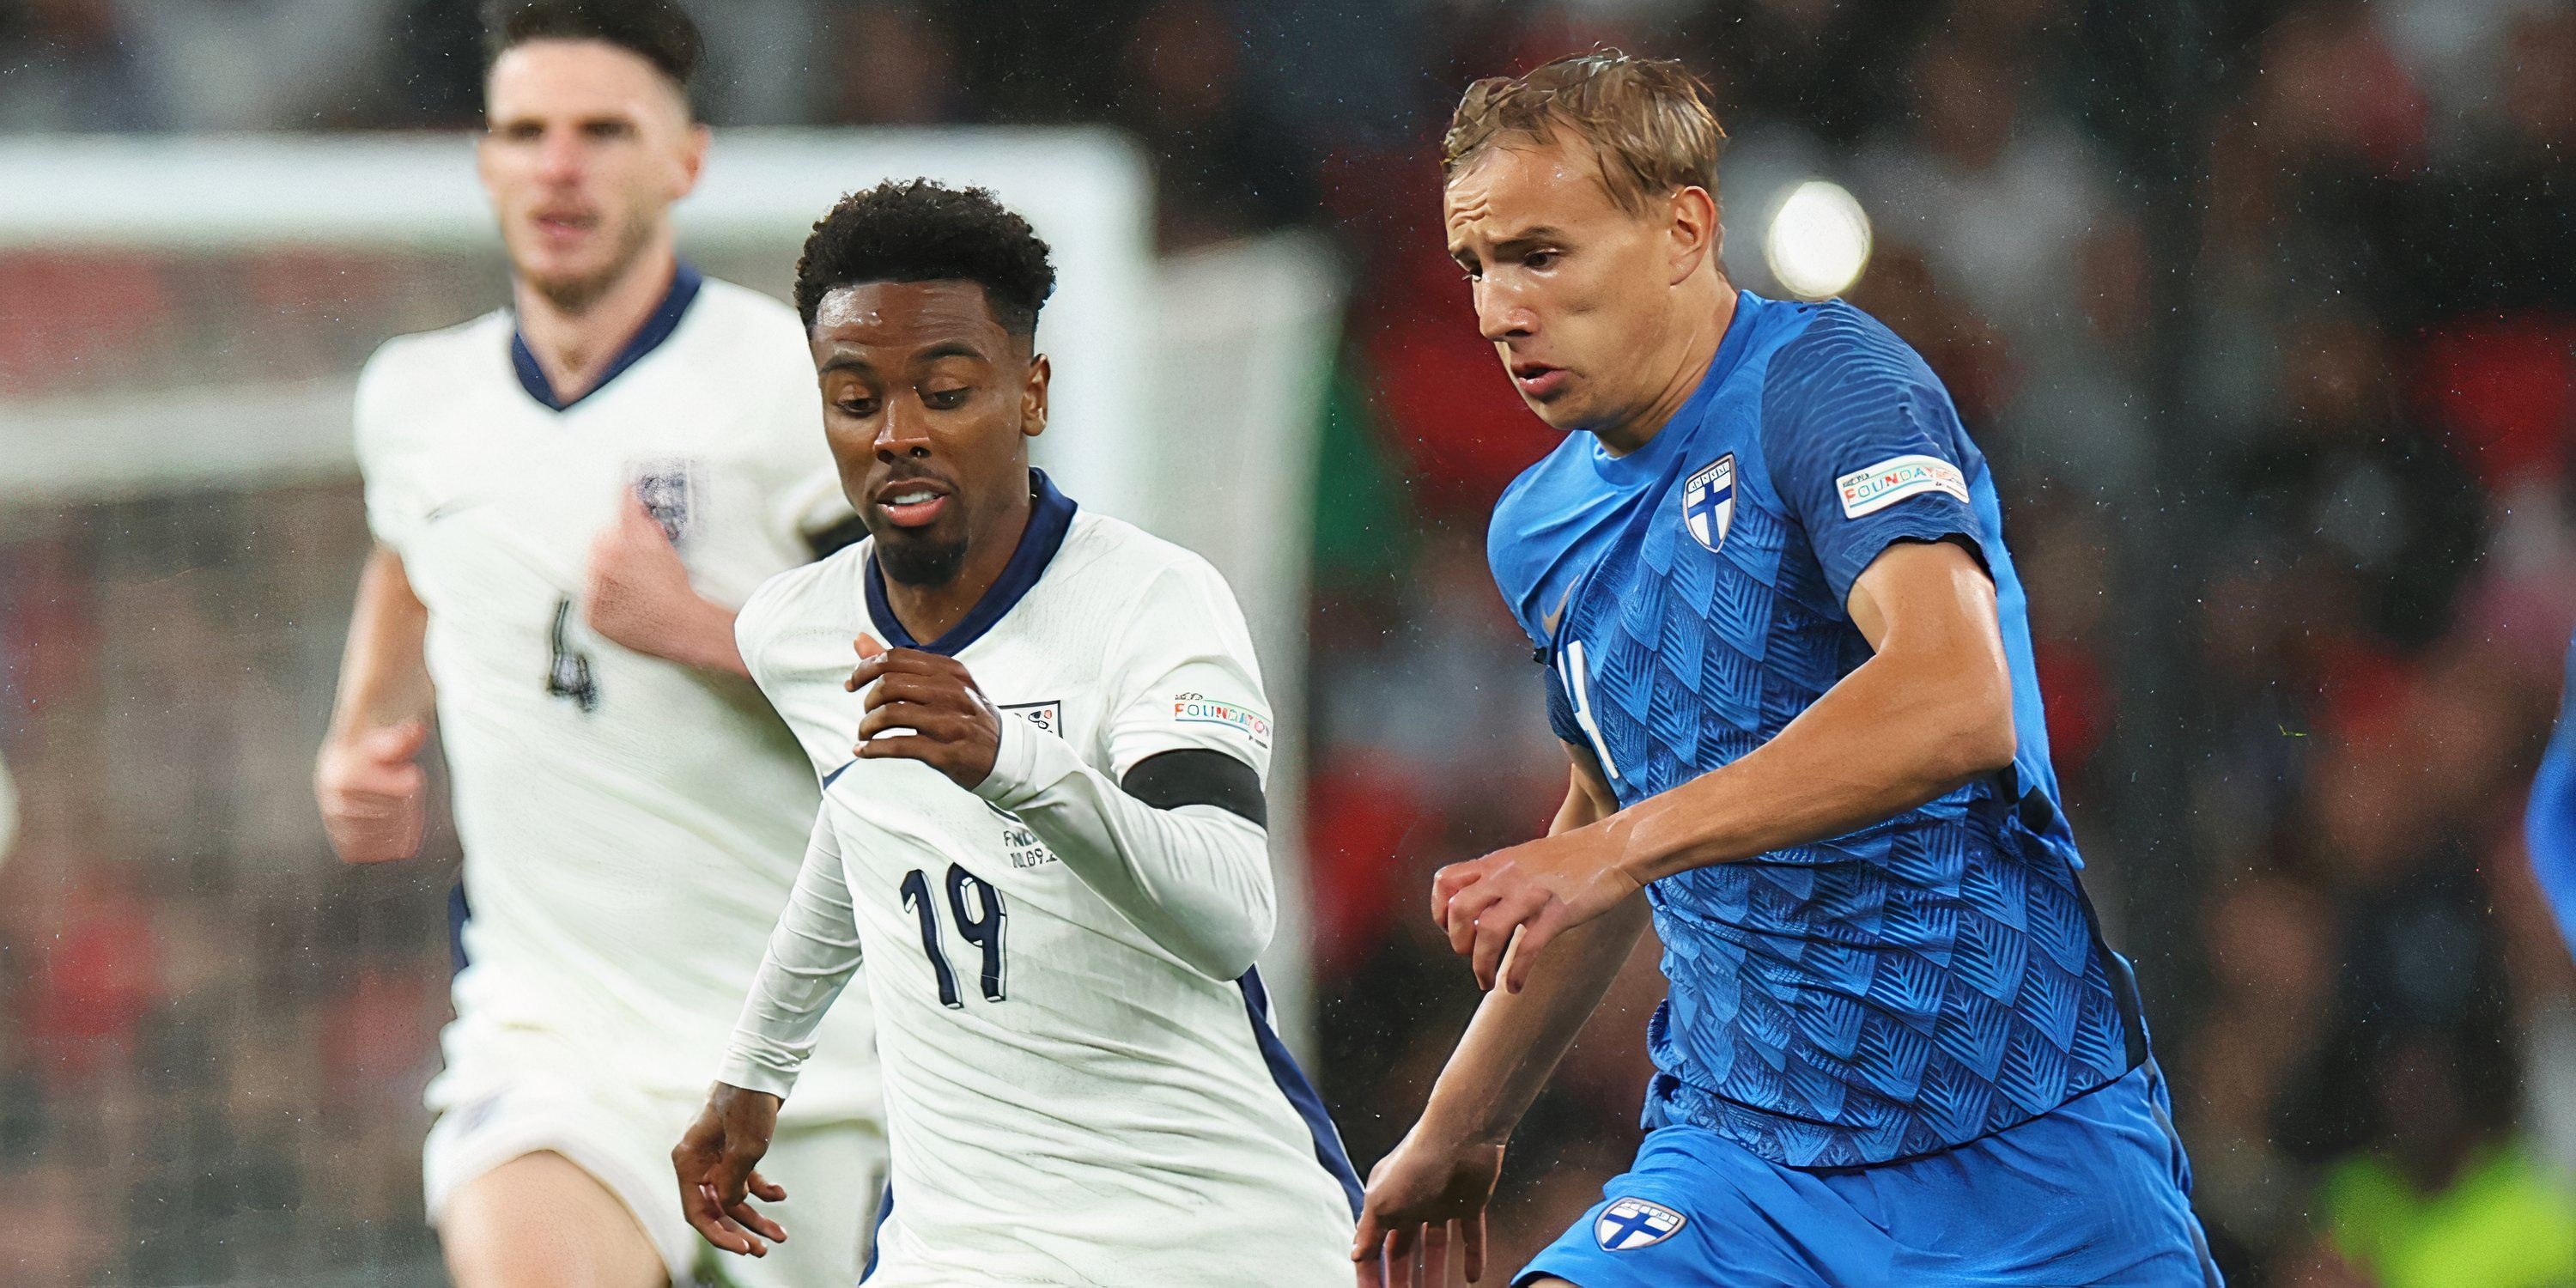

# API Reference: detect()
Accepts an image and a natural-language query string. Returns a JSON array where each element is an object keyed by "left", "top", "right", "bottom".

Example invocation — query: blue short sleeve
[
  {"left": 1543, "top": 661, "right": 1586, "bottom": 747},
  {"left": 1761, "top": 307, "right": 1990, "bottom": 605}
]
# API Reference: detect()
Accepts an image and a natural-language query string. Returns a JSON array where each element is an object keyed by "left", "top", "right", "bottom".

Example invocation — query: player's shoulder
[
  {"left": 1053, "top": 511, "right": 1233, "bottom": 605},
  {"left": 1488, "top": 434, "right": 1599, "bottom": 610},
  {"left": 1760, "top": 298, "right": 1941, "bottom": 402},
  {"left": 738, "top": 541, "right": 870, "bottom": 670},
  {"left": 360, "top": 308, "right": 512, "bottom": 391},
  {"left": 689, "top": 275, "right": 808, "bottom": 343}
]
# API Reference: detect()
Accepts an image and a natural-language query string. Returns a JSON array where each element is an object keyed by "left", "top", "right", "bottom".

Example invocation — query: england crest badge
[
  {"left": 1595, "top": 1196, "right": 1686, "bottom": 1251},
  {"left": 1683, "top": 454, "right": 1735, "bottom": 551}
]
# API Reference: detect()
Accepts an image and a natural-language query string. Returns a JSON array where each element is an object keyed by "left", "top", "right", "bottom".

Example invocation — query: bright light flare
[{"left": 1763, "top": 179, "right": 1872, "bottom": 301}]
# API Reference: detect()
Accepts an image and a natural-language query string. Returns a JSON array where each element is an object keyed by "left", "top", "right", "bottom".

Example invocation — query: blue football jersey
[
  {"left": 1489, "top": 292, "right": 2146, "bottom": 1170},
  {"left": 2529, "top": 634, "right": 2576, "bottom": 950}
]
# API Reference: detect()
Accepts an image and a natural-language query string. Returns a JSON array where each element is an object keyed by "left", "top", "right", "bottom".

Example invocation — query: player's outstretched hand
[
  {"left": 314, "top": 720, "right": 431, "bottom": 863},
  {"left": 1434, "top": 828, "right": 1642, "bottom": 993},
  {"left": 848, "top": 634, "right": 1002, "bottom": 789},
  {"left": 674, "top": 1083, "right": 790, "bottom": 1259},
  {"left": 1352, "top": 1125, "right": 1504, "bottom": 1286}
]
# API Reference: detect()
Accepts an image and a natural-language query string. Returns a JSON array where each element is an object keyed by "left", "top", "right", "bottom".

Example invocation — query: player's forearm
[
  {"left": 1612, "top": 642, "right": 2014, "bottom": 885},
  {"left": 715, "top": 817, "right": 863, "bottom": 1099},
  {"left": 974, "top": 721, "right": 1276, "bottom": 980},
  {"left": 1416, "top": 895, "right": 1649, "bottom": 1148},
  {"left": 646, "top": 595, "right": 752, "bottom": 679},
  {"left": 325, "top": 544, "right": 435, "bottom": 741}
]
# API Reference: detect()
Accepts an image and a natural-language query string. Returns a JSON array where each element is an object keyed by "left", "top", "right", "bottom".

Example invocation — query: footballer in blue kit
[
  {"left": 1353, "top": 53, "right": 2221, "bottom": 1288},
  {"left": 2529, "top": 633, "right": 2576, "bottom": 950}
]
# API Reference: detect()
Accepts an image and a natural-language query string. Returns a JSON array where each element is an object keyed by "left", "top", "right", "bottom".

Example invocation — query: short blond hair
[{"left": 1443, "top": 51, "right": 1728, "bottom": 213}]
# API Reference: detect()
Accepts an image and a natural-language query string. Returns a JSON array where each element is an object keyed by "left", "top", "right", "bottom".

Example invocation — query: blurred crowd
[{"left": 5, "top": 0, "right": 2576, "bottom": 1285}]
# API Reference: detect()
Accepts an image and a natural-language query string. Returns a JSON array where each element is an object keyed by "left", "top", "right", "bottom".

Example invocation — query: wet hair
[
  {"left": 793, "top": 179, "right": 1057, "bottom": 339},
  {"left": 1443, "top": 51, "right": 1728, "bottom": 213},
  {"left": 483, "top": 0, "right": 704, "bottom": 96}
]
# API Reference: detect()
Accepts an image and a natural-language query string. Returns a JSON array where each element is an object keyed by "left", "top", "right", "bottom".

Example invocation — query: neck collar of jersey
[
  {"left": 865, "top": 469, "right": 1078, "bottom": 656},
  {"left": 509, "top": 260, "right": 705, "bottom": 412},
  {"left": 1592, "top": 288, "right": 1766, "bottom": 486}
]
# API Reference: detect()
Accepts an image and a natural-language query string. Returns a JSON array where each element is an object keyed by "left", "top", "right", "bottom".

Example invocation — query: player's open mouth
[
  {"left": 532, "top": 210, "right": 598, "bottom": 243},
  {"left": 874, "top": 482, "right": 951, "bottom": 528},
  {"left": 1511, "top": 361, "right": 1570, "bottom": 399}
]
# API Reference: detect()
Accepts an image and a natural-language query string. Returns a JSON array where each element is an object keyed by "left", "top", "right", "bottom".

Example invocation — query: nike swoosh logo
[
  {"left": 1540, "top": 585, "right": 1573, "bottom": 636},
  {"left": 423, "top": 499, "right": 486, "bottom": 524}
]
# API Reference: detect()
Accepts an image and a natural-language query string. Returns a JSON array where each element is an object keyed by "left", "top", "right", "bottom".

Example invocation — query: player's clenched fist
[
  {"left": 674, "top": 1083, "right": 791, "bottom": 1259},
  {"left": 314, "top": 720, "right": 431, "bottom": 863},
  {"left": 847, "top": 634, "right": 1002, "bottom": 788},
  {"left": 1434, "top": 829, "right": 1642, "bottom": 993}
]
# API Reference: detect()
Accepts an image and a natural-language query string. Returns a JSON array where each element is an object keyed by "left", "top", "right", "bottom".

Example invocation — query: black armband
[{"left": 1120, "top": 749, "right": 1267, "bottom": 827}]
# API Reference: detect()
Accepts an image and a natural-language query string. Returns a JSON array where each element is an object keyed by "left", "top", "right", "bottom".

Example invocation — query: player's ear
[
  {"left": 671, "top": 121, "right": 711, "bottom": 199},
  {"left": 1667, "top": 185, "right": 1719, "bottom": 286},
  {"left": 1020, "top": 353, "right": 1050, "bottom": 440}
]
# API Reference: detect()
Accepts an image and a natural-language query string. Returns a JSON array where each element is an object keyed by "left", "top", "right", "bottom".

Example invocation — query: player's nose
[
  {"left": 872, "top": 395, "right": 934, "bottom": 459},
  {"left": 534, "top": 130, "right": 586, "bottom": 184},
  {"left": 1474, "top": 283, "right": 1535, "bottom": 343}
]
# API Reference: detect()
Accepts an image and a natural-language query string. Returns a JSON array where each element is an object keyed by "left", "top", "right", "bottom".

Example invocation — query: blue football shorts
[{"left": 1518, "top": 1060, "right": 2222, "bottom": 1287}]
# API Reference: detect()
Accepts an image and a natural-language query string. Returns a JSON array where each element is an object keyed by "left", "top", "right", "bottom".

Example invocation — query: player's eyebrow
[
  {"left": 817, "top": 352, "right": 878, "bottom": 375},
  {"left": 1488, "top": 226, "right": 1567, "bottom": 255},
  {"left": 914, "top": 341, "right": 990, "bottom": 365}
]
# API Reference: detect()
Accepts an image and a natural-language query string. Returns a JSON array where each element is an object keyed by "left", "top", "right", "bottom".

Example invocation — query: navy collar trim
[
  {"left": 865, "top": 470, "right": 1078, "bottom": 656},
  {"left": 509, "top": 261, "right": 704, "bottom": 412}
]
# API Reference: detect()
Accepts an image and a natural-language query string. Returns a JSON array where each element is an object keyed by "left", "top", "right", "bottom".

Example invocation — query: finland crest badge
[
  {"left": 1683, "top": 454, "right": 1735, "bottom": 551},
  {"left": 1595, "top": 1196, "right": 1686, "bottom": 1251}
]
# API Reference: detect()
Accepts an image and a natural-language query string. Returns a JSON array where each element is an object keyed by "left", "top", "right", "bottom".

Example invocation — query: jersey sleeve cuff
[
  {"left": 714, "top": 1044, "right": 801, "bottom": 1101},
  {"left": 972, "top": 712, "right": 1084, "bottom": 810}
]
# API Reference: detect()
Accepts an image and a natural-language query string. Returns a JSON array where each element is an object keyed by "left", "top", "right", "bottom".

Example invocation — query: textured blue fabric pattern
[
  {"left": 1515, "top": 1061, "right": 2219, "bottom": 1287},
  {"left": 1489, "top": 292, "right": 2139, "bottom": 1169},
  {"left": 2529, "top": 634, "right": 2576, "bottom": 951}
]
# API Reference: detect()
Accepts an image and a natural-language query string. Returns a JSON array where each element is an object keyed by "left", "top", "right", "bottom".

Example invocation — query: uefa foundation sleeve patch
[
  {"left": 1835, "top": 454, "right": 1970, "bottom": 518},
  {"left": 1172, "top": 692, "right": 1272, "bottom": 749}
]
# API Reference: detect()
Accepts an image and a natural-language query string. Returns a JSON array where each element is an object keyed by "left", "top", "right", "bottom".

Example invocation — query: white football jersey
[
  {"left": 735, "top": 477, "right": 1359, "bottom": 1285},
  {"left": 355, "top": 268, "right": 877, "bottom": 1121}
]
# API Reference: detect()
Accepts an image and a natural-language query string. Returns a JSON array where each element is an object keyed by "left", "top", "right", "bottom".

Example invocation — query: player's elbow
[
  {"left": 1183, "top": 885, "right": 1276, "bottom": 981},
  {"left": 1930, "top": 681, "right": 2018, "bottom": 786}
]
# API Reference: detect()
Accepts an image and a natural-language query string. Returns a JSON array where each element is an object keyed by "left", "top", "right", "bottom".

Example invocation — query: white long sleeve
[
  {"left": 714, "top": 810, "right": 864, "bottom": 1099},
  {"left": 973, "top": 717, "right": 1277, "bottom": 981}
]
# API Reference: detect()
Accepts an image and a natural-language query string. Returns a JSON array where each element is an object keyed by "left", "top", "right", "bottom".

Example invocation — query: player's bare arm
[
  {"left": 1357, "top": 753, "right": 1647, "bottom": 1285},
  {"left": 1438, "top": 538, "right": 2014, "bottom": 991},
  {"left": 672, "top": 1083, "right": 791, "bottom": 1258},
  {"left": 316, "top": 544, "right": 437, "bottom": 864},
  {"left": 583, "top": 490, "right": 752, "bottom": 677}
]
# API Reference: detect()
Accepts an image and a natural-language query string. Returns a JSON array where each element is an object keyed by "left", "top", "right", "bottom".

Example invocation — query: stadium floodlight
[{"left": 1763, "top": 179, "right": 1872, "bottom": 301}]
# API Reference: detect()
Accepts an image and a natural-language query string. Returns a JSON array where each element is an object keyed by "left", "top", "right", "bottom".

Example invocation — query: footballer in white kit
[
  {"left": 317, "top": 7, "right": 883, "bottom": 1286},
  {"left": 671, "top": 182, "right": 1358, "bottom": 1287},
  {"left": 355, "top": 268, "right": 886, "bottom": 1281}
]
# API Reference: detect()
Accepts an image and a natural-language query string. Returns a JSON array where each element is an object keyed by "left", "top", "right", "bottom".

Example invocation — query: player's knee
[{"left": 440, "top": 1152, "right": 666, "bottom": 1288}]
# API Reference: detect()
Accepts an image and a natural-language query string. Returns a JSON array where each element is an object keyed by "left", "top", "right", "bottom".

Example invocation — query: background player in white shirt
[
  {"left": 313, "top": 4, "right": 883, "bottom": 1285},
  {"left": 665, "top": 180, "right": 1361, "bottom": 1286}
]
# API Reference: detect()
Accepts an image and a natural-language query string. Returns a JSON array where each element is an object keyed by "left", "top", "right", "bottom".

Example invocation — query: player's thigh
[
  {"left": 440, "top": 1150, "right": 667, "bottom": 1288},
  {"left": 710, "top": 1118, "right": 890, "bottom": 1288}
]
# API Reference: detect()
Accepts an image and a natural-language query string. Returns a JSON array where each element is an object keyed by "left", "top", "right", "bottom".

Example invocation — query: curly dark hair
[
  {"left": 482, "top": 0, "right": 703, "bottom": 92},
  {"left": 794, "top": 179, "right": 1057, "bottom": 339}
]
